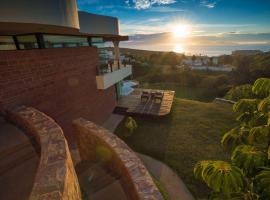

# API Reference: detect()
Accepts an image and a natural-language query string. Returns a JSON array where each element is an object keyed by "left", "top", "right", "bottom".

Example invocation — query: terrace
[{"left": 116, "top": 89, "right": 175, "bottom": 116}]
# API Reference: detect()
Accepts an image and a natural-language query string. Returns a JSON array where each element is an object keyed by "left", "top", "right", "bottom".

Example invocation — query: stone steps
[
  {"left": 76, "top": 161, "right": 127, "bottom": 199},
  {"left": 0, "top": 144, "right": 36, "bottom": 175},
  {"left": 0, "top": 116, "right": 39, "bottom": 200}
]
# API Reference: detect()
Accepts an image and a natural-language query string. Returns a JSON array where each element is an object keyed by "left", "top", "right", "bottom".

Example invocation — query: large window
[
  {"left": 92, "top": 37, "right": 114, "bottom": 74},
  {"left": 0, "top": 36, "right": 16, "bottom": 50},
  {"left": 16, "top": 35, "right": 39, "bottom": 49},
  {"left": 43, "top": 35, "right": 89, "bottom": 48}
]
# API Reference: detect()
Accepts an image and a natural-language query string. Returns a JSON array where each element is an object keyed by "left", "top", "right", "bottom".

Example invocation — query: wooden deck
[{"left": 116, "top": 89, "right": 175, "bottom": 116}]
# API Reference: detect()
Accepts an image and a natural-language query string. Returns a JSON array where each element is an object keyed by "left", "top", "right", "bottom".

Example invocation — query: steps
[
  {"left": 76, "top": 161, "right": 128, "bottom": 200},
  {"left": 0, "top": 117, "right": 39, "bottom": 200}
]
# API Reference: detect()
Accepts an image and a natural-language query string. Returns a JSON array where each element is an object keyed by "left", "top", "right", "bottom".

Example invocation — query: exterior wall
[
  {"left": 79, "top": 11, "right": 119, "bottom": 35},
  {"left": 0, "top": 0, "right": 79, "bottom": 34},
  {"left": 9, "top": 106, "right": 81, "bottom": 200},
  {"left": 0, "top": 47, "right": 117, "bottom": 145}
]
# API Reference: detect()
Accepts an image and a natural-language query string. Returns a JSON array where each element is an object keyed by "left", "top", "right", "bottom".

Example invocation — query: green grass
[
  {"left": 115, "top": 98, "right": 237, "bottom": 199},
  {"left": 141, "top": 83, "right": 217, "bottom": 102},
  {"left": 152, "top": 176, "right": 170, "bottom": 200}
]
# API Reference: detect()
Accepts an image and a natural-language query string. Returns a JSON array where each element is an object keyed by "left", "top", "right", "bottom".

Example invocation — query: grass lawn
[
  {"left": 115, "top": 98, "right": 237, "bottom": 199},
  {"left": 140, "top": 83, "right": 218, "bottom": 102}
]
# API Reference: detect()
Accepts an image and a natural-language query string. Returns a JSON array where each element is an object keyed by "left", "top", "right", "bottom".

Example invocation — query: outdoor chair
[
  {"left": 141, "top": 91, "right": 150, "bottom": 103},
  {"left": 153, "top": 91, "right": 164, "bottom": 104}
]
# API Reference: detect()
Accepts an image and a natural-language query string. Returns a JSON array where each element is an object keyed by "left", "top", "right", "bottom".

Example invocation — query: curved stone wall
[
  {"left": 73, "top": 118, "right": 163, "bottom": 200},
  {"left": 8, "top": 106, "right": 81, "bottom": 200},
  {"left": 0, "top": 0, "right": 79, "bottom": 34}
]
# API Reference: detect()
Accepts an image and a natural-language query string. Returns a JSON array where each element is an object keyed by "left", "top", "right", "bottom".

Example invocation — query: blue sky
[
  {"left": 77, "top": 0, "right": 270, "bottom": 55},
  {"left": 77, "top": 0, "right": 270, "bottom": 35}
]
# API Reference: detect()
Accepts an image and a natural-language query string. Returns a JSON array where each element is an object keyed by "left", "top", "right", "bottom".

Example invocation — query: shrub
[{"left": 226, "top": 84, "right": 255, "bottom": 101}]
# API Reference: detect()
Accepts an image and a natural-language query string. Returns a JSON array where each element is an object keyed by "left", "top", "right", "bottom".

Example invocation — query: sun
[
  {"left": 174, "top": 44, "right": 185, "bottom": 53},
  {"left": 173, "top": 24, "right": 191, "bottom": 38}
]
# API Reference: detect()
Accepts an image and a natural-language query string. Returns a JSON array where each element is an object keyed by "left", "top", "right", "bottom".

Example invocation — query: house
[{"left": 0, "top": 0, "right": 162, "bottom": 199}]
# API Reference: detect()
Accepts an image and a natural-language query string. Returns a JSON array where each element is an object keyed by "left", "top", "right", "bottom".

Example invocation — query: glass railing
[{"left": 96, "top": 60, "right": 132, "bottom": 75}]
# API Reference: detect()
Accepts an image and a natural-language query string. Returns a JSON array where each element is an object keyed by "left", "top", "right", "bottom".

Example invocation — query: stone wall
[
  {"left": 0, "top": 47, "right": 116, "bottom": 145},
  {"left": 73, "top": 118, "right": 163, "bottom": 200},
  {"left": 9, "top": 106, "right": 81, "bottom": 200}
]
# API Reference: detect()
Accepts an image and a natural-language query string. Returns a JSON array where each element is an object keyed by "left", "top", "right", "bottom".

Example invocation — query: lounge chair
[
  {"left": 153, "top": 91, "right": 164, "bottom": 104},
  {"left": 141, "top": 91, "right": 150, "bottom": 103}
]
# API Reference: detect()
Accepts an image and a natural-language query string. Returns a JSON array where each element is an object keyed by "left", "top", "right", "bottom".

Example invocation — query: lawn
[
  {"left": 115, "top": 98, "right": 237, "bottom": 199},
  {"left": 141, "top": 83, "right": 214, "bottom": 102}
]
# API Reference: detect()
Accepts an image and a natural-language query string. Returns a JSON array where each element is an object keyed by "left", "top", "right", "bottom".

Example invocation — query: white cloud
[
  {"left": 128, "top": 0, "right": 176, "bottom": 10},
  {"left": 147, "top": 6, "right": 184, "bottom": 13},
  {"left": 200, "top": 0, "right": 217, "bottom": 9}
]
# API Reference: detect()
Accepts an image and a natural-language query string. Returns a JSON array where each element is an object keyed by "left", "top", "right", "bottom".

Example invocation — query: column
[{"left": 113, "top": 40, "right": 120, "bottom": 71}]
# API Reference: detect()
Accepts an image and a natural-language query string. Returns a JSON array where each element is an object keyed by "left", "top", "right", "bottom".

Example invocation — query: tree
[
  {"left": 194, "top": 78, "right": 270, "bottom": 199},
  {"left": 192, "top": 55, "right": 196, "bottom": 65}
]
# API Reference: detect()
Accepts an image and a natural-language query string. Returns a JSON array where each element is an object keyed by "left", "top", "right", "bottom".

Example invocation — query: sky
[{"left": 77, "top": 0, "right": 270, "bottom": 55}]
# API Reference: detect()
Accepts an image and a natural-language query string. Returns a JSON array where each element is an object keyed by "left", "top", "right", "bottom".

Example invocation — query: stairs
[
  {"left": 0, "top": 117, "right": 39, "bottom": 200},
  {"left": 76, "top": 161, "right": 128, "bottom": 200}
]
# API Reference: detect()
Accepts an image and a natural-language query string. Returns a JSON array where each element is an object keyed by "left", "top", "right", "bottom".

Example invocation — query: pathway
[
  {"left": 103, "top": 113, "right": 125, "bottom": 132},
  {"left": 137, "top": 153, "right": 194, "bottom": 200}
]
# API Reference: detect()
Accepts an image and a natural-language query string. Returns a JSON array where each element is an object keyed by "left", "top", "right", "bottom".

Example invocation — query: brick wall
[{"left": 0, "top": 47, "right": 116, "bottom": 145}]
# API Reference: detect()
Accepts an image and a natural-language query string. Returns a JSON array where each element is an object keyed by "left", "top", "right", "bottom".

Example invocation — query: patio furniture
[
  {"left": 153, "top": 91, "right": 164, "bottom": 104},
  {"left": 141, "top": 91, "right": 150, "bottom": 103}
]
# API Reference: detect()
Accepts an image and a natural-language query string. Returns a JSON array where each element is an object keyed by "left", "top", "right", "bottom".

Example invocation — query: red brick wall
[{"left": 0, "top": 47, "right": 116, "bottom": 145}]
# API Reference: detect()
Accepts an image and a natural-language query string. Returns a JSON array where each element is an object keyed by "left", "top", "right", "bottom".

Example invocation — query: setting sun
[
  {"left": 174, "top": 43, "right": 185, "bottom": 53},
  {"left": 173, "top": 24, "right": 192, "bottom": 38}
]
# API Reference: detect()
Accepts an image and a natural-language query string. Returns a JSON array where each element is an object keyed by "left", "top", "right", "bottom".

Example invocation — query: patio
[{"left": 116, "top": 89, "right": 175, "bottom": 116}]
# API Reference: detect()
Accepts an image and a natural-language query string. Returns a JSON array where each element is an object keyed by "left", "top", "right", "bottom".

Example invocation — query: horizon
[{"left": 77, "top": 0, "right": 270, "bottom": 56}]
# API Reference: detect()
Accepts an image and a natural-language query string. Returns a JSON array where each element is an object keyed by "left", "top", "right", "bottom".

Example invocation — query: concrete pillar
[{"left": 113, "top": 41, "right": 120, "bottom": 70}]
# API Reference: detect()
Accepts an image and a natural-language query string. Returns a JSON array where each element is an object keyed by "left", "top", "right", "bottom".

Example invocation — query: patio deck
[{"left": 116, "top": 89, "right": 175, "bottom": 116}]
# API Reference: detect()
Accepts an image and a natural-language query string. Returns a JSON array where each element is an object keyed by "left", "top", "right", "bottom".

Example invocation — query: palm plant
[{"left": 194, "top": 78, "right": 270, "bottom": 199}]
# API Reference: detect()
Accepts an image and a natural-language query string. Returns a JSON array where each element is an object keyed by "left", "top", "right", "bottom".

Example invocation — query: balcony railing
[{"left": 96, "top": 64, "right": 132, "bottom": 89}]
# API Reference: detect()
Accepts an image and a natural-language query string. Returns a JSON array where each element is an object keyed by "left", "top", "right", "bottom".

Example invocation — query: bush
[{"left": 225, "top": 84, "right": 255, "bottom": 101}]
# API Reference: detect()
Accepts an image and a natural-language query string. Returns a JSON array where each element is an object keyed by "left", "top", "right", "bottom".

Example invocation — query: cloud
[
  {"left": 200, "top": 0, "right": 218, "bottom": 9},
  {"left": 126, "top": 0, "right": 176, "bottom": 10},
  {"left": 147, "top": 6, "right": 185, "bottom": 13}
]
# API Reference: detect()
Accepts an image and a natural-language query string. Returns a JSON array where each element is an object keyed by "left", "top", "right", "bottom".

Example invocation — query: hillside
[{"left": 115, "top": 98, "right": 237, "bottom": 198}]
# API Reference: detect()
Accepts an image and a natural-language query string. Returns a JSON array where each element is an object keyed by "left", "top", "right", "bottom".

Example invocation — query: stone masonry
[
  {"left": 9, "top": 106, "right": 81, "bottom": 200},
  {"left": 73, "top": 118, "right": 163, "bottom": 200}
]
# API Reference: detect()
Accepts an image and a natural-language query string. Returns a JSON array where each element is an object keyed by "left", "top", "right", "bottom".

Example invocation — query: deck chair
[
  {"left": 153, "top": 92, "right": 164, "bottom": 104},
  {"left": 141, "top": 91, "right": 150, "bottom": 103}
]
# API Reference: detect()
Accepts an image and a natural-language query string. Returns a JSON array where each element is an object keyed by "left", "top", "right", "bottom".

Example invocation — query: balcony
[{"left": 96, "top": 64, "right": 132, "bottom": 90}]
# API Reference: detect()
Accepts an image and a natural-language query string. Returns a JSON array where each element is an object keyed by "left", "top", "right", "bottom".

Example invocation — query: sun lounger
[
  {"left": 141, "top": 91, "right": 150, "bottom": 103},
  {"left": 153, "top": 91, "right": 164, "bottom": 104}
]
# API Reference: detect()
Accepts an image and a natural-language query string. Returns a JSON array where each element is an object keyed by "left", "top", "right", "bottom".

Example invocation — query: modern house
[
  {"left": 0, "top": 0, "right": 162, "bottom": 199},
  {"left": 0, "top": 0, "right": 132, "bottom": 144}
]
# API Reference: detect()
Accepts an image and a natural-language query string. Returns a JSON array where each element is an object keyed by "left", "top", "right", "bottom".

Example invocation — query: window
[
  {"left": 91, "top": 37, "right": 106, "bottom": 63},
  {"left": 0, "top": 36, "right": 16, "bottom": 50},
  {"left": 16, "top": 35, "right": 38, "bottom": 49},
  {"left": 43, "top": 35, "right": 89, "bottom": 48}
]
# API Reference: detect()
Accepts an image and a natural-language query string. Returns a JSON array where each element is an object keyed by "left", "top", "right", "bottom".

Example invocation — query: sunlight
[
  {"left": 173, "top": 24, "right": 192, "bottom": 38},
  {"left": 173, "top": 43, "right": 185, "bottom": 53}
]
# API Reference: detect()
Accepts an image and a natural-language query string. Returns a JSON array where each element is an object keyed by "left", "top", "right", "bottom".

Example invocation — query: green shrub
[
  {"left": 124, "top": 117, "right": 138, "bottom": 137},
  {"left": 225, "top": 84, "right": 255, "bottom": 101}
]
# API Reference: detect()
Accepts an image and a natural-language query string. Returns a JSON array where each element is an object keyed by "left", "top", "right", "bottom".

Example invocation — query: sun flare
[
  {"left": 173, "top": 24, "right": 191, "bottom": 38},
  {"left": 174, "top": 44, "right": 185, "bottom": 53}
]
